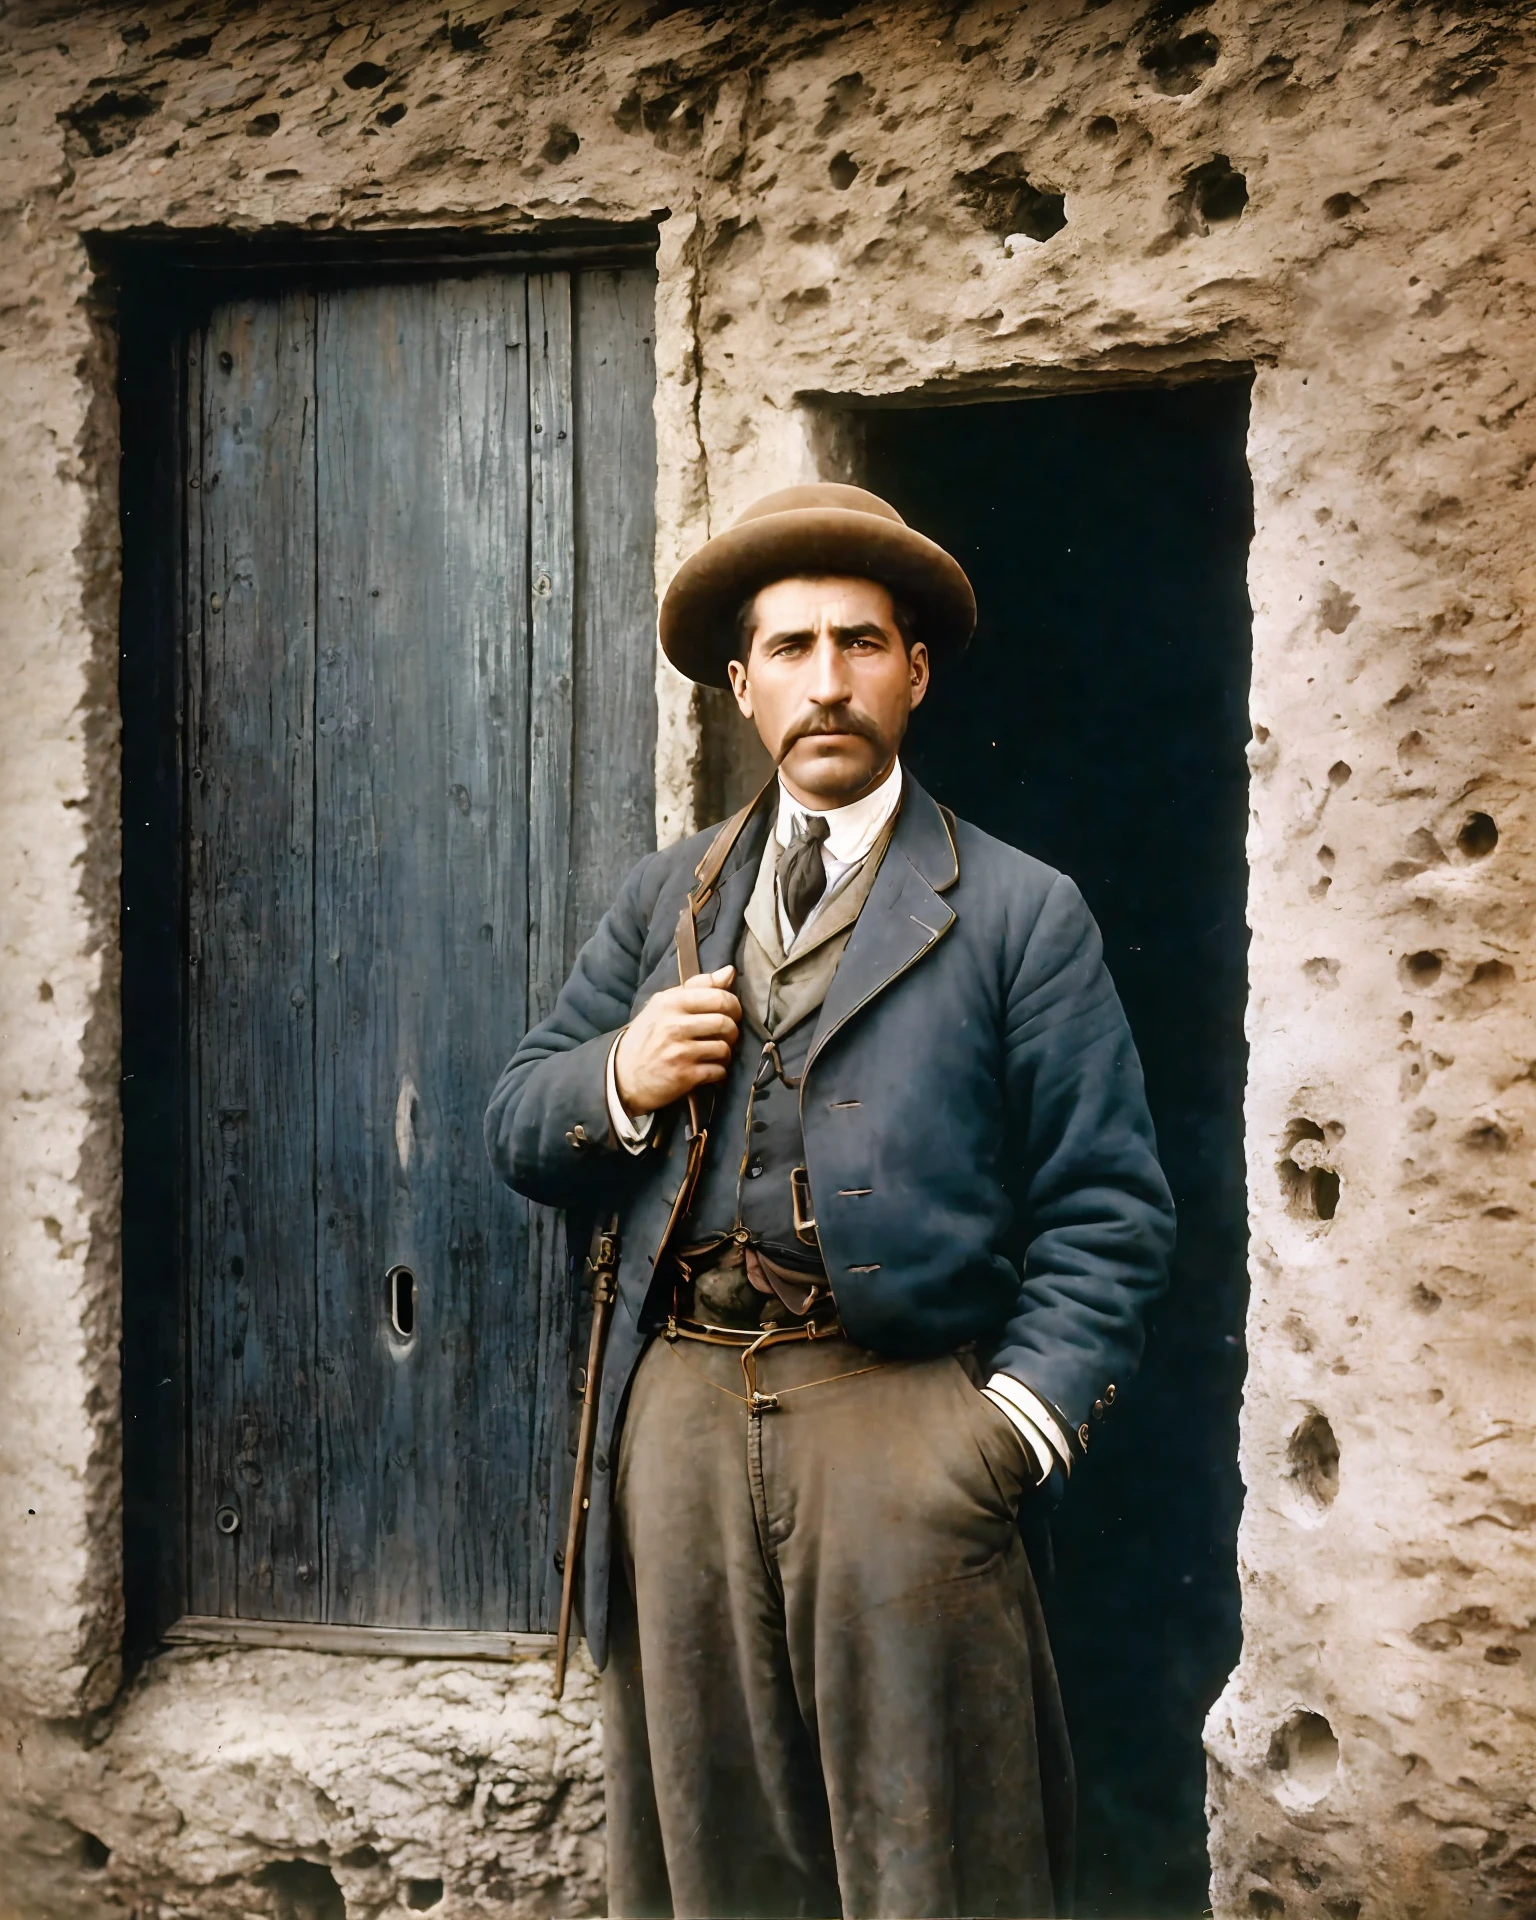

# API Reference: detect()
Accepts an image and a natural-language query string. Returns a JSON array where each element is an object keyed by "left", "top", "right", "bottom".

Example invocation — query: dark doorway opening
[{"left": 863, "top": 381, "right": 1253, "bottom": 1917}]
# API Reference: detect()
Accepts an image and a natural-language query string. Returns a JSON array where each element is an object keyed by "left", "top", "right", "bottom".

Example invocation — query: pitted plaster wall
[{"left": 0, "top": 1, "right": 1532, "bottom": 1915}]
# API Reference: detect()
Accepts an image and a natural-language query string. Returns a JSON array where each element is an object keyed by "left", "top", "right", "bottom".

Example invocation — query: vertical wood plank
[
  {"left": 527, "top": 272, "right": 577, "bottom": 1029},
  {"left": 570, "top": 267, "right": 659, "bottom": 944},
  {"left": 187, "top": 291, "right": 321, "bottom": 1621},
  {"left": 524, "top": 272, "right": 580, "bottom": 1630},
  {"left": 119, "top": 292, "right": 190, "bottom": 1652},
  {"left": 314, "top": 276, "right": 534, "bottom": 1628}
]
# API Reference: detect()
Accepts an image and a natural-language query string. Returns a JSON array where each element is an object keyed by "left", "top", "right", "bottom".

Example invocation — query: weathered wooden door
[{"left": 179, "top": 265, "right": 655, "bottom": 1636}]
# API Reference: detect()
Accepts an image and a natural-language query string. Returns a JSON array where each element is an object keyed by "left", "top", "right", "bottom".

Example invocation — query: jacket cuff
[
  {"left": 979, "top": 1386, "right": 1055, "bottom": 1487},
  {"left": 983, "top": 1372, "right": 1076, "bottom": 1480},
  {"left": 605, "top": 1031, "right": 654, "bottom": 1154}
]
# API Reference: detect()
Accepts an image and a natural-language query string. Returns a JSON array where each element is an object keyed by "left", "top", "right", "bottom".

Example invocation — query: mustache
[{"left": 773, "top": 708, "right": 882, "bottom": 766}]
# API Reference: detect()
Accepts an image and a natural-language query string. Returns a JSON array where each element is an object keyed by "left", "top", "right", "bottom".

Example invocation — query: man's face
[{"left": 726, "top": 575, "right": 929, "bottom": 808}]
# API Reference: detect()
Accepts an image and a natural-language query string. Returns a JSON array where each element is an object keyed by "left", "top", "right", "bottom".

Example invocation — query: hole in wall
[
  {"left": 62, "top": 89, "right": 162, "bottom": 159},
  {"left": 1174, "top": 155, "right": 1248, "bottom": 236},
  {"left": 339, "top": 1846, "right": 380, "bottom": 1869},
  {"left": 953, "top": 153, "right": 1067, "bottom": 241},
  {"left": 1456, "top": 811, "right": 1498, "bottom": 859},
  {"left": 541, "top": 124, "right": 580, "bottom": 164},
  {"left": 829, "top": 149, "right": 860, "bottom": 189},
  {"left": 1266, "top": 1709, "right": 1340, "bottom": 1806},
  {"left": 1397, "top": 729, "right": 1426, "bottom": 769},
  {"left": 1279, "top": 1120, "right": 1339, "bottom": 1221},
  {"left": 1285, "top": 1411, "right": 1340, "bottom": 1518},
  {"left": 1248, "top": 1893, "right": 1286, "bottom": 1918},
  {"left": 1461, "top": 958, "right": 1513, "bottom": 1010},
  {"left": 1400, "top": 949, "right": 1444, "bottom": 989},
  {"left": 1317, "top": 581, "right": 1358, "bottom": 632},
  {"left": 1140, "top": 29, "right": 1221, "bottom": 94},
  {"left": 406, "top": 1879, "right": 445, "bottom": 1910},
  {"left": 78, "top": 1831, "right": 111, "bottom": 1871},
  {"left": 1086, "top": 114, "right": 1119, "bottom": 141},
  {"left": 256, "top": 1861, "right": 347, "bottom": 1920}
]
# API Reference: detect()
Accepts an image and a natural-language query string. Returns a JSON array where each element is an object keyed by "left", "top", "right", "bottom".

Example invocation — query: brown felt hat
[{"left": 658, "top": 483, "right": 977, "bottom": 688}]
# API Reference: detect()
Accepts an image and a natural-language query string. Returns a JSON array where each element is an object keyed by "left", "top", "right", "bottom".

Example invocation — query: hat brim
[{"left": 658, "top": 507, "right": 977, "bottom": 688}]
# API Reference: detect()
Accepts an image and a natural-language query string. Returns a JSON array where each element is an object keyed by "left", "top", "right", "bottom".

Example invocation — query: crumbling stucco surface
[
  {"left": 0, "top": 1652, "right": 603, "bottom": 1918},
  {"left": 0, "top": 0, "right": 1533, "bottom": 1914}
]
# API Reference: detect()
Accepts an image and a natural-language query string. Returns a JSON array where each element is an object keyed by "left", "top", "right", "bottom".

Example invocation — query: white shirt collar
[{"left": 774, "top": 758, "right": 903, "bottom": 867}]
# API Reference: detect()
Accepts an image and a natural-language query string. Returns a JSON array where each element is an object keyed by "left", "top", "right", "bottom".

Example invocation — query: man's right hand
[{"left": 613, "top": 966, "right": 741, "bottom": 1117}]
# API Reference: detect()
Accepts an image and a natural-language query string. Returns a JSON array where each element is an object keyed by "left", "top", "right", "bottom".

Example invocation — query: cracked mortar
[{"left": 0, "top": 1, "right": 1533, "bottom": 1915}]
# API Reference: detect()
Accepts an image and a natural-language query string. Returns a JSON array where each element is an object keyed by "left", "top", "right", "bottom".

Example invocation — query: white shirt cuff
[
  {"left": 605, "top": 1032, "right": 653, "bottom": 1154},
  {"left": 983, "top": 1373, "right": 1076, "bottom": 1485}
]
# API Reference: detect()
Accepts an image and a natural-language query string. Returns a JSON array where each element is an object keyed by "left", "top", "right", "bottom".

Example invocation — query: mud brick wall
[{"left": 0, "top": 2, "right": 1531, "bottom": 1915}]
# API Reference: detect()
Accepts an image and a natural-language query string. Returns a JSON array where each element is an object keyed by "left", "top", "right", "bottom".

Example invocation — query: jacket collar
[
  {"left": 883, "top": 769, "right": 960, "bottom": 894},
  {"left": 805, "top": 772, "right": 960, "bottom": 1069}
]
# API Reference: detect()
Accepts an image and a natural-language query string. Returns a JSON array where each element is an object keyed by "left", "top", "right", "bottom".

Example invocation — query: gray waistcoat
[{"left": 681, "top": 817, "right": 896, "bottom": 1266}]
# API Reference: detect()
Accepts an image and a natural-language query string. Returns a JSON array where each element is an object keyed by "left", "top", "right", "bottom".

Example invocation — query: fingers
[
  {"left": 681, "top": 1039, "right": 733, "bottom": 1065},
  {"left": 675, "top": 1012, "right": 739, "bottom": 1041},
  {"left": 668, "top": 986, "right": 742, "bottom": 1020},
  {"left": 680, "top": 966, "right": 735, "bottom": 989}
]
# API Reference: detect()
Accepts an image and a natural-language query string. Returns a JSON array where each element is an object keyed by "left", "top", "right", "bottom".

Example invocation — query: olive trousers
[{"left": 602, "top": 1330, "right": 1075, "bottom": 1919}]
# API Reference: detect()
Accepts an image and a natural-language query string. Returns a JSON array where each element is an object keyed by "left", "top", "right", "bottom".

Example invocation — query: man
[{"left": 486, "top": 483, "right": 1175, "bottom": 1919}]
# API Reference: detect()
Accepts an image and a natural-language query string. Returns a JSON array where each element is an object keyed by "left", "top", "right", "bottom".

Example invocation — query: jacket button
[
  {"left": 1105, "top": 1383, "right": 1117, "bottom": 1405},
  {"left": 565, "top": 1124, "right": 589, "bottom": 1149},
  {"left": 1077, "top": 1422, "right": 1091, "bottom": 1450},
  {"left": 1092, "top": 1399, "right": 1105, "bottom": 1420}
]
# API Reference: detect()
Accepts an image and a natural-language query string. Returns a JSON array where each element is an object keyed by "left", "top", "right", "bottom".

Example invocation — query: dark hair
[{"left": 731, "top": 581, "right": 922, "bottom": 666}]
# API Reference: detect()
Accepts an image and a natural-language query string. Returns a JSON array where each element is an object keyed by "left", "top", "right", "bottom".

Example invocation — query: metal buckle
[{"left": 791, "top": 1166, "right": 817, "bottom": 1242}]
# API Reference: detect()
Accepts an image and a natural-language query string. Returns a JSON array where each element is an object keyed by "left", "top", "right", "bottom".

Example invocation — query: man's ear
[
  {"left": 907, "top": 640, "right": 931, "bottom": 711},
  {"left": 727, "top": 656, "right": 754, "bottom": 719}
]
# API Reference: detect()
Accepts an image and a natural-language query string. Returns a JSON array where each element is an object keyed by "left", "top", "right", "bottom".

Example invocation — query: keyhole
[{"left": 388, "top": 1265, "right": 417, "bottom": 1340}]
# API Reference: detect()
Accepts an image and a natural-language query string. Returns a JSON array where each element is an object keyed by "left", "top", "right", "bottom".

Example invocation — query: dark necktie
[{"left": 779, "top": 814, "right": 831, "bottom": 938}]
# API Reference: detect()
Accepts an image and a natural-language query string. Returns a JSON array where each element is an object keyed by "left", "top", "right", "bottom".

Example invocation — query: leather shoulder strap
[
  {"left": 675, "top": 775, "right": 776, "bottom": 981},
  {"left": 691, "top": 774, "right": 777, "bottom": 906},
  {"left": 674, "top": 896, "right": 702, "bottom": 981},
  {"left": 666, "top": 776, "right": 776, "bottom": 1181}
]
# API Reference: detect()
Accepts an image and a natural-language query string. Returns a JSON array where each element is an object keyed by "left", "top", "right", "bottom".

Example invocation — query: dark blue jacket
[{"left": 485, "top": 772, "right": 1174, "bottom": 1667}]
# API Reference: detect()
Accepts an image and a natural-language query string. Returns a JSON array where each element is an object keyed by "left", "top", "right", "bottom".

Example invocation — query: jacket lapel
[{"left": 807, "top": 774, "right": 960, "bottom": 1069}]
